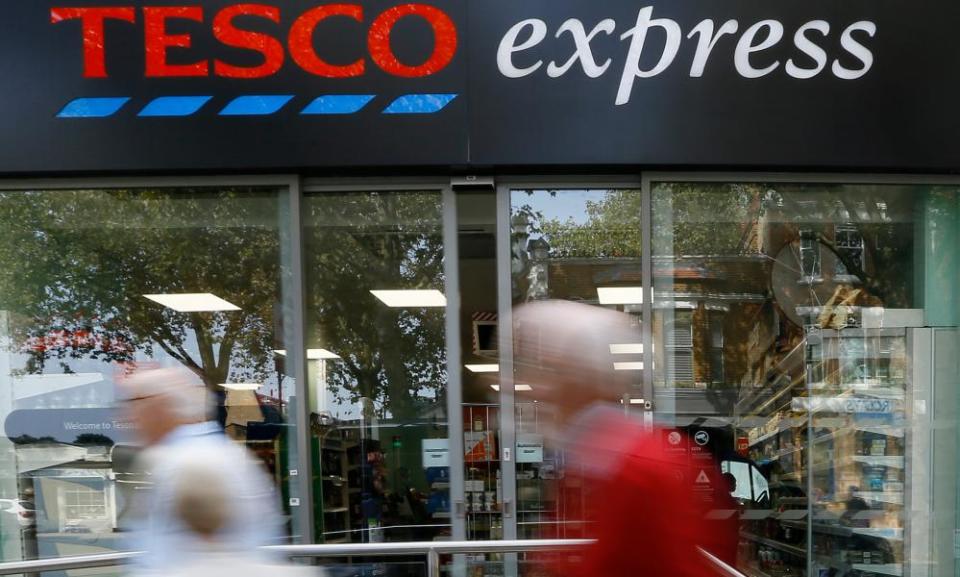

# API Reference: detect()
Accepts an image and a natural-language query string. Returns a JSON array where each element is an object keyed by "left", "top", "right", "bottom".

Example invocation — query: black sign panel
[
  {"left": 1, "top": 0, "right": 959, "bottom": 173},
  {"left": 468, "top": 0, "right": 960, "bottom": 169}
]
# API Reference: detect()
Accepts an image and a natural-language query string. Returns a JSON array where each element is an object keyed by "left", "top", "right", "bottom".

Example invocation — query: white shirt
[{"left": 130, "top": 422, "right": 284, "bottom": 574}]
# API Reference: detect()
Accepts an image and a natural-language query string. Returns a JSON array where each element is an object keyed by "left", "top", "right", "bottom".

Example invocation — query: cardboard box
[{"left": 465, "top": 431, "right": 497, "bottom": 462}]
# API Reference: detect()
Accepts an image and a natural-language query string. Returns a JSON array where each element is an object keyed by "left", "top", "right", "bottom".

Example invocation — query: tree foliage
[{"left": 540, "top": 190, "right": 643, "bottom": 258}]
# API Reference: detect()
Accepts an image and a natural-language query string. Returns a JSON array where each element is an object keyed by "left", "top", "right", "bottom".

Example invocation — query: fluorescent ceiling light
[
  {"left": 597, "top": 287, "right": 644, "bottom": 305},
  {"left": 220, "top": 383, "right": 261, "bottom": 391},
  {"left": 490, "top": 384, "right": 533, "bottom": 391},
  {"left": 144, "top": 293, "right": 240, "bottom": 312},
  {"left": 610, "top": 343, "right": 644, "bottom": 355},
  {"left": 466, "top": 364, "right": 499, "bottom": 373},
  {"left": 614, "top": 362, "right": 644, "bottom": 371},
  {"left": 370, "top": 289, "right": 447, "bottom": 308},
  {"left": 273, "top": 349, "right": 341, "bottom": 360},
  {"left": 308, "top": 349, "right": 340, "bottom": 360}
]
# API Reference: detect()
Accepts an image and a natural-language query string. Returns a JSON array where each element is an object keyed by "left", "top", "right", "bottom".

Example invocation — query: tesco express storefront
[{"left": 0, "top": 2, "right": 958, "bottom": 577}]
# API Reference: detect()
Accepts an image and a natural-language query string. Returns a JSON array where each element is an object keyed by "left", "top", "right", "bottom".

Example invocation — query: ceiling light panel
[
  {"left": 308, "top": 349, "right": 340, "bottom": 360},
  {"left": 610, "top": 343, "right": 644, "bottom": 355},
  {"left": 370, "top": 290, "right": 447, "bottom": 307},
  {"left": 490, "top": 384, "right": 533, "bottom": 391},
  {"left": 144, "top": 293, "right": 240, "bottom": 312},
  {"left": 597, "top": 287, "right": 644, "bottom": 305},
  {"left": 220, "top": 383, "right": 261, "bottom": 391},
  {"left": 466, "top": 364, "right": 499, "bottom": 373},
  {"left": 613, "top": 362, "right": 644, "bottom": 371},
  {"left": 273, "top": 349, "right": 341, "bottom": 360}
]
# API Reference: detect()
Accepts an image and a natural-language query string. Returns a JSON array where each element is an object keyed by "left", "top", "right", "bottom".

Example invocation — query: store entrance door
[{"left": 496, "top": 183, "right": 647, "bottom": 577}]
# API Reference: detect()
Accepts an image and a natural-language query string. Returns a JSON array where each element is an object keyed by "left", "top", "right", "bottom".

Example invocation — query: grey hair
[
  {"left": 165, "top": 382, "right": 216, "bottom": 423},
  {"left": 121, "top": 366, "right": 216, "bottom": 423}
]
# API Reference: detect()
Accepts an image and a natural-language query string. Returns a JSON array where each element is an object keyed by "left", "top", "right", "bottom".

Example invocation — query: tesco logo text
[{"left": 51, "top": 4, "right": 458, "bottom": 79}]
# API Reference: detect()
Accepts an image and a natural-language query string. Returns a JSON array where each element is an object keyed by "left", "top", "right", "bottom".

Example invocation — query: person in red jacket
[{"left": 513, "top": 300, "right": 739, "bottom": 577}]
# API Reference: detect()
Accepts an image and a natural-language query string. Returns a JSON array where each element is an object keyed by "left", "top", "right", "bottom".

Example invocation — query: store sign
[
  {"left": 4, "top": 408, "right": 138, "bottom": 445},
  {"left": 421, "top": 438, "right": 449, "bottom": 468},
  {"left": 516, "top": 433, "right": 544, "bottom": 463},
  {"left": 1, "top": 0, "right": 958, "bottom": 171},
  {"left": 496, "top": 12, "right": 875, "bottom": 106},
  {"left": 791, "top": 397, "right": 895, "bottom": 414},
  {"left": 50, "top": 5, "right": 457, "bottom": 80}
]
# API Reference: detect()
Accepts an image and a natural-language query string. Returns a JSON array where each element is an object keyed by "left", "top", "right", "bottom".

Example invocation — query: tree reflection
[
  {"left": 304, "top": 192, "right": 446, "bottom": 422},
  {"left": 0, "top": 188, "right": 285, "bottom": 390}
]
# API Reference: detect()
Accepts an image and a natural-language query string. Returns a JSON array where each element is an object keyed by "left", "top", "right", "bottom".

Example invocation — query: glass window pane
[
  {"left": 652, "top": 181, "right": 960, "bottom": 577},
  {"left": 303, "top": 190, "right": 449, "bottom": 543},
  {"left": 509, "top": 188, "right": 642, "bottom": 541},
  {"left": 0, "top": 186, "right": 299, "bottom": 560},
  {"left": 457, "top": 190, "right": 504, "bottom": 541}
]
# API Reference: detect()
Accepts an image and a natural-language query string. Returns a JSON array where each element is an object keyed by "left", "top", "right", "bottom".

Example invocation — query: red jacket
[{"left": 560, "top": 409, "right": 738, "bottom": 577}]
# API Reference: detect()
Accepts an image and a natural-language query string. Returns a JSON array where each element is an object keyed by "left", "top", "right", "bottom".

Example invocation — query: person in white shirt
[
  {"left": 159, "top": 446, "right": 319, "bottom": 577},
  {"left": 120, "top": 367, "right": 284, "bottom": 574}
]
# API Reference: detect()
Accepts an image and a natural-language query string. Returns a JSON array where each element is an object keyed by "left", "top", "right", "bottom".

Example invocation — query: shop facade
[{"left": 0, "top": 1, "right": 959, "bottom": 577}]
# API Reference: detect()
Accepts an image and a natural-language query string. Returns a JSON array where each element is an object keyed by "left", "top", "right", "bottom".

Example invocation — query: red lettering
[
  {"left": 368, "top": 4, "right": 456, "bottom": 77},
  {"left": 50, "top": 7, "right": 136, "bottom": 78},
  {"left": 144, "top": 6, "right": 208, "bottom": 77},
  {"left": 288, "top": 4, "right": 364, "bottom": 78},
  {"left": 213, "top": 4, "right": 284, "bottom": 78}
]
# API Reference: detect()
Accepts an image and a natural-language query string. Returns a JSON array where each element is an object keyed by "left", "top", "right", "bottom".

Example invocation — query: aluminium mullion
[
  {"left": 641, "top": 176, "right": 654, "bottom": 422},
  {"left": 443, "top": 186, "right": 467, "bottom": 543},
  {"left": 288, "top": 176, "right": 315, "bottom": 545},
  {"left": 496, "top": 185, "right": 519, "bottom": 577}
]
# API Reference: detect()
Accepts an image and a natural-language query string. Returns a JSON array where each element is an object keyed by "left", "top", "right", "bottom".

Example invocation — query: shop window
[
  {"left": 64, "top": 486, "right": 106, "bottom": 521},
  {"left": 303, "top": 189, "right": 449, "bottom": 544},
  {"left": 653, "top": 181, "right": 960, "bottom": 577},
  {"left": 0, "top": 185, "right": 300, "bottom": 559},
  {"left": 834, "top": 224, "right": 865, "bottom": 281}
]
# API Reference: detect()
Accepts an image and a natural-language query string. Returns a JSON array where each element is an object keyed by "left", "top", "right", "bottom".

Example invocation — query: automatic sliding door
[
  {"left": 503, "top": 186, "right": 645, "bottom": 549},
  {"left": 302, "top": 188, "right": 452, "bottom": 546}
]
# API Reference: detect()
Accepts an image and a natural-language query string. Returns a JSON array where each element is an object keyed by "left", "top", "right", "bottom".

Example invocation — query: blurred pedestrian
[
  {"left": 120, "top": 367, "right": 283, "bottom": 573},
  {"left": 159, "top": 452, "right": 317, "bottom": 577},
  {"left": 513, "top": 300, "right": 738, "bottom": 577}
]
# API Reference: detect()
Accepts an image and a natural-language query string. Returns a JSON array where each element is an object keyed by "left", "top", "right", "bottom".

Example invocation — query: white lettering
[
  {"left": 64, "top": 422, "right": 101, "bottom": 431},
  {"left": 787, "top": 20, "right": 830, "bottom": 79},
  {"left": 547, "top": 18, "right": 616, "bottom": 78},
  {"left": 735, "top": 20, "right": 784, "bottom": 78},
  {"left": 497, "top": 19, "right": 549, "bottom": 79},
  {"left": 688, "top": 19, "right": 738, "bottom": 77},
  {"left": 833, "top": 21, "right": 876, "bottom": 80},
  {"left": 495, "top": 12, "right": 879, "bottom": 98},
  {"left": 616, "top": 7, "right": 682, "bottom": 105}
]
